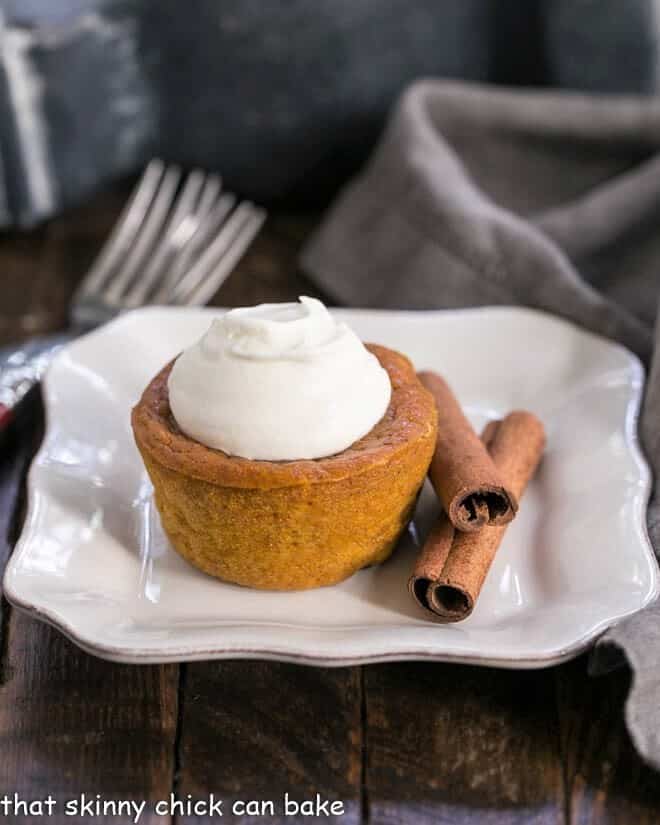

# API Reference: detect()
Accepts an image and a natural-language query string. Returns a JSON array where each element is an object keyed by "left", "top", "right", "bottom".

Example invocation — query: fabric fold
[{"left": 301, "top": 80, "right": 654, "bottom": 359}]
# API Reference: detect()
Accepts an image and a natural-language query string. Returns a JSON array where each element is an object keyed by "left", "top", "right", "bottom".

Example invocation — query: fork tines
[{"left": 73, "top": 160, "right": 266, "bottom": 324}]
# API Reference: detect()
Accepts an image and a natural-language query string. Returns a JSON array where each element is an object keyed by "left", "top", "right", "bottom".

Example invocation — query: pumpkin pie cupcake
[{"left": 131, "top": 297, "right": 437, "bottom": 590}]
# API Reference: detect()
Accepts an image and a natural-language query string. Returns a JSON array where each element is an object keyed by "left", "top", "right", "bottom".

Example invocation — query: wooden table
[{"left": 0, "top": 190, "right": 658, "bottom": 825}]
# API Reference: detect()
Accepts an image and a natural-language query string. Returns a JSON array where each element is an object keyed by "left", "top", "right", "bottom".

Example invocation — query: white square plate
[{"left": 3, "top": 307, "right": 658, "bottom": 667}]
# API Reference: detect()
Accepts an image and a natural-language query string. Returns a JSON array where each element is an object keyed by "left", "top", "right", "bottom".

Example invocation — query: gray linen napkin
[{"left": 301, "top": 80, "right": 660, "bottom": 770}]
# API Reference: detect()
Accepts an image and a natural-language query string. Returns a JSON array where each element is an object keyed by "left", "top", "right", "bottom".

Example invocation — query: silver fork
[{"left": 0, "top": 159, "right": 266, "bottom": 434}]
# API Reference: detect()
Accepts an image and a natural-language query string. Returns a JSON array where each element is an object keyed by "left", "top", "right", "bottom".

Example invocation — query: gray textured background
[{"left": 1, "top": 0, "right": 658, "bottom": 226}]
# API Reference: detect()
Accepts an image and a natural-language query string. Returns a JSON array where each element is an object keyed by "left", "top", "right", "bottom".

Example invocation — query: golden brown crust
[{"left": 131, "top": 344, "right": 436, "bottom": 490}]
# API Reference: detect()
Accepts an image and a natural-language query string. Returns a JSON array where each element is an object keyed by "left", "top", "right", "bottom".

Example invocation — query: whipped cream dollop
[{"left": 167, "top": 297, "right": 391, "bottom": 461}]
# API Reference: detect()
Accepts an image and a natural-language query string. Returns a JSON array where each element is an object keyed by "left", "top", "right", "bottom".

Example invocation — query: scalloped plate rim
[{"left": 3, "top": 305, "right": 658, "bottom": 667}]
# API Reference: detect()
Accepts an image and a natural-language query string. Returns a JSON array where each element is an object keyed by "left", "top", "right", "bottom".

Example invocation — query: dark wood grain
[
  {"left": 363, "top": 662, "right": 565, "bottom": 825},
  {"left": 174, "top": 662, "right": 361, "bottom": 823},
  {"left": 0, "top": 616, "right": 178, "bottom": 824},
  {"left": 557, "top": 658, "right": 660, "bottom": 825},
  {"left": 0, "top": 194, "right": 121, "bottom": 345}
]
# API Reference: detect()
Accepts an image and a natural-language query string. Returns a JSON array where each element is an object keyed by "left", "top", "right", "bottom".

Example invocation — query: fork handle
[{"left": 0, "top": 332, "right": 76, "bottom": 437}]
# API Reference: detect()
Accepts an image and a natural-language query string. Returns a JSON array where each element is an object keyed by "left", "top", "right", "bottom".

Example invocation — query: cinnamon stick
[
  {"left": 409, "top": 411, "right": 545, "bottom": 622},
  {"left": 418, "top": 371, "right": 517, "bottom": 531}
]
